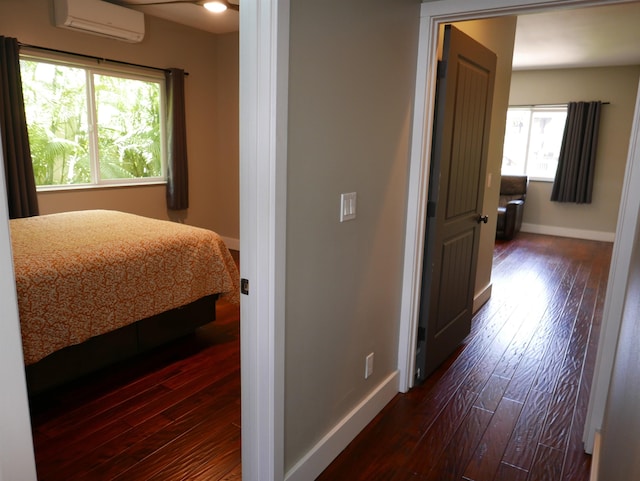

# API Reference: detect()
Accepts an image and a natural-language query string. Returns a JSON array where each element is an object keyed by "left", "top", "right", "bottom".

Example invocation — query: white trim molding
[
  {"left": 473, "top": 283, "right": 493, "bottom": 313},
  {"left": 0, "top": 151, "right": 38, "bottom": 479},
  {"left": 520, "top": 223, "right": 615, "bottom": 242},
  {"left": 396, "top": 0, "right": 439, "bottom": 394},
  {"left": 239, "top": 0, "right": 289, "bottom": 479},
  {"left": 284, "top": 372, "right": 400, "bottom": 481}
]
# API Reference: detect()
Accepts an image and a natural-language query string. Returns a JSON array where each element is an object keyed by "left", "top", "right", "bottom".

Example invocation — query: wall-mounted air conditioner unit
[{"left": 53, "top": 0, "right": 145, "bottom": 43}]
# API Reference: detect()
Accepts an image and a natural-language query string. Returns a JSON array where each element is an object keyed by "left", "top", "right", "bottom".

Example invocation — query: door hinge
[
  {"left": 241, "top": 278, "right": 249, "bottom": 295},
  {"left": 427, "top": 200, "right": 437, "bottom": 218},
  {"left": 437, "top": 59, "right": 447, "bottom": 79},
  {"left": 417, "top": 326, "right": 426, "bottom": 342}
]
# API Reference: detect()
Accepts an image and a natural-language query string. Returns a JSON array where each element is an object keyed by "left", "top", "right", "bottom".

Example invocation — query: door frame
[
  {"left": 239, "top": 0, "right": 289, "bottom": 479},
  {"left": 397, "top": 0, "right": 640, "bottom": 456},
  {"left": 0, "top": 151, "right": 38, "bottom": 478}
]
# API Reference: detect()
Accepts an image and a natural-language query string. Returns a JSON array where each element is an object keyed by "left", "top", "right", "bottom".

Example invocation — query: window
[
  {"left": 501, "top": 106, "right": 567, "bottom": 181},
  {"left": 19, "top": 55, "right": 166, "bottom": 189}
]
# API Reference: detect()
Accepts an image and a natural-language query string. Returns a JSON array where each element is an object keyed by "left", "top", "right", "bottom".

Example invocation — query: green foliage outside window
[{"left": 20, "top": 58, "right": 164, "bottom": 187}]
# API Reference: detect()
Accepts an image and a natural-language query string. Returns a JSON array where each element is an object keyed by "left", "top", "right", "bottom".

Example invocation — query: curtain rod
[
  {"left": 18, "top": 42, "right": 189, "bottom": 76},
  {"left": 511, "top": 102, "right": 609, "bottom": 108}
]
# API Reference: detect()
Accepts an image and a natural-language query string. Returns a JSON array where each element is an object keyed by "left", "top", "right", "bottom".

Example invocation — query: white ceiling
[
  {"left": 115, "top": 1, "right": 640, "bottom": 70},
  {"left": 113, "top": 0, "right": 240, "bottom": 34},
  {"left": 512, "top": 2, "right": 640, "bottom": 70}
]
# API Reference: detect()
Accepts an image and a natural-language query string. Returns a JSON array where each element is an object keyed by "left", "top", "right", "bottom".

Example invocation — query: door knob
[{"left": 477, "top": 214, "right": 489, "bottom": 224}]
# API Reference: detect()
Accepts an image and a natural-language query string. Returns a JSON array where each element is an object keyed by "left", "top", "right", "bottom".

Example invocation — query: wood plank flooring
[
  {"left": 29, "top": 235, "right": 612, "bottom": 480},
  {"left": 28, "top": 253, "right": 242, "bottom": 481},
  {"left": 318, "top": 233, "right": 612, "bottom": 480}
]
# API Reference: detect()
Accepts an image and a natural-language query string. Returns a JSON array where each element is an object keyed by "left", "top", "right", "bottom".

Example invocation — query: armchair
[{"left": 496, "top": 175, "right": 527, "bottom": 240}]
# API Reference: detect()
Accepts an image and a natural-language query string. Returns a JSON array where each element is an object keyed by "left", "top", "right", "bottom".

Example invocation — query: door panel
[
  {"left": 416, "top": 25, "right": 497, "bottom": 381},
  {"left": 437, "top": 231, "right": 474, "bottom": 333}
]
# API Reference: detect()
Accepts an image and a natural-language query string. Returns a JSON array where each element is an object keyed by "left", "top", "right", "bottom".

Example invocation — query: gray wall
[
  {"left": 282, "top": 10, "right": 518, "bottom": 469},
  {"left": 509, "top": 66, "right": 640, "bottom": 238},
  {"left": 285, "top": 0, "right": 420, "bottom": 469}
]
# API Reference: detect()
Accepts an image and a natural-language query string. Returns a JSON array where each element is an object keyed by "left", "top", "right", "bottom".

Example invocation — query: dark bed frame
[{"left": 25, "top": 294, "right": 219, "bottom": 395}]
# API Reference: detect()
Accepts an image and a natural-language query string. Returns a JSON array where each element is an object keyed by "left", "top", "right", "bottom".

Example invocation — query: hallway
[{"left": 318, "top": 233, "right": 612, "bottom": 480}]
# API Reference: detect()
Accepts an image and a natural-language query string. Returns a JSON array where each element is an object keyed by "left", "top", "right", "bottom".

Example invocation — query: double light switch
[{"left": 340, "top": 192, "right": 357, "bottom": 222}]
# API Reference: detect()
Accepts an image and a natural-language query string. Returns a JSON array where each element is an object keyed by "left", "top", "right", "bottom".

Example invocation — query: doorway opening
[{"left": 399, "top": 0, "right": 640, "bottom": 459}]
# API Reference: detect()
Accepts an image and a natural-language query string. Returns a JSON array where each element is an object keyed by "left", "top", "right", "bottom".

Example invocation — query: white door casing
[
  {"left": 239, "top": 0, "right": 289, "bottom": 479},
  {"left": 0, "top": 150, "right": 38, "bottom": 478}
]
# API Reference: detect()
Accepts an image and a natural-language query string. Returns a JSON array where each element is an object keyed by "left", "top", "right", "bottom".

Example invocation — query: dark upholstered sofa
[{"left": 496, "top": 175, "right": 527, "bottom": 240}]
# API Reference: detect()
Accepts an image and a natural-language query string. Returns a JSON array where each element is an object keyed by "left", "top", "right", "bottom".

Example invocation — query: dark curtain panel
[
  {"left": 550, "top": 101, "right": 602, "bottom": 204},
  {"left": 0, "top": 36, "right": 39, "bottom": 218},
  {"left": 165, "top": 68, "right": 189, "bottom": 210}
]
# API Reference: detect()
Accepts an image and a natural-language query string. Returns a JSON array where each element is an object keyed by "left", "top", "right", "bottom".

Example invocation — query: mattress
[{"left": 10, "top": 210, "right": 239, "bottom": 365}]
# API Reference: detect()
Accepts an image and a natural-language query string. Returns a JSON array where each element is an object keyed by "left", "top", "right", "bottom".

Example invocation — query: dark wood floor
[
  {"left": 29, "top": 253, "right": 242, "bottom": 481},
  {"left": 29, "top": 235, "right": 612, "bottom": 480},
  {"left": 318, "top": 233, "right": 612, "bottom": 481}
]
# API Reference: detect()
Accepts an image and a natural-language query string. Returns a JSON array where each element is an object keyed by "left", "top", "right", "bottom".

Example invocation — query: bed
[{"left": 9, "top": 209, "right": 240, "bottom": 393}]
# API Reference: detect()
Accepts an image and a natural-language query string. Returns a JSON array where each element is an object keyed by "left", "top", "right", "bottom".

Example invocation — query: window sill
[
  {"left": 528, "top": 177, "right": 554, "bottom": 183},
  {"left": 36, "top": 181, "right": 167, "bottom": 193}
]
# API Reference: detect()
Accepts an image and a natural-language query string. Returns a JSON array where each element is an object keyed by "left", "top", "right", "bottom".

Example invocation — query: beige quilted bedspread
[{"left": 10, "top": 210, "right": 240, "bottom": 365}]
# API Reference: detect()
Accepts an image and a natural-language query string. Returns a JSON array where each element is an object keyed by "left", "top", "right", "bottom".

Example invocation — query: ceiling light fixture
[
  {"left": 202, "top": 1, "right": 227, "bottom": 13},
  {"left": 120, "top": 1, "right": 239, "bottom": 13}
]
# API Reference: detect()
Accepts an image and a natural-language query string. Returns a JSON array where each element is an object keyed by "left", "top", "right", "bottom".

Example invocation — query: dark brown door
[{"left": 416, "top": 25, "right": 497, "bottom": 382}]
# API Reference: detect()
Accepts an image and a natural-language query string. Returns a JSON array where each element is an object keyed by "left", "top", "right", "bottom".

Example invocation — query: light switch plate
[{"left": 340, "top": 192, "right": 357, "bottom": 222}]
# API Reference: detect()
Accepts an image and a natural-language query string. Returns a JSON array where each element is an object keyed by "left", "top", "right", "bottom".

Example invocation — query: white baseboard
[
  {"left": 521, "top": 223, "right": 615, "bottom": 242},
  {"left": 284, "top": 370, "right": 400, "bottom": 481},
  {"left": 220, "top": 236, "right": 240, "bottom": 251},
  {"left": 590, "top": 430, "right": 602, "bottom": 481},
  {"left": 473, "top": 283, "right": 492, "bottom": 313}
]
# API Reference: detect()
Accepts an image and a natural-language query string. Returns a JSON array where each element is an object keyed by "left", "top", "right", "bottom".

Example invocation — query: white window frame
[
  {"left": 501, "top": 105, "right": 568, "bottom": 182},
  {"left": 19, "top": 51, "right": 167, "bottom": 191}
]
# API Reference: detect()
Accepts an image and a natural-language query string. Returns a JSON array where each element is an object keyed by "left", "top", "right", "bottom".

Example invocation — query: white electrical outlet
[{"left": 365, "top": 352, "right": 374, "bottom": 379}]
